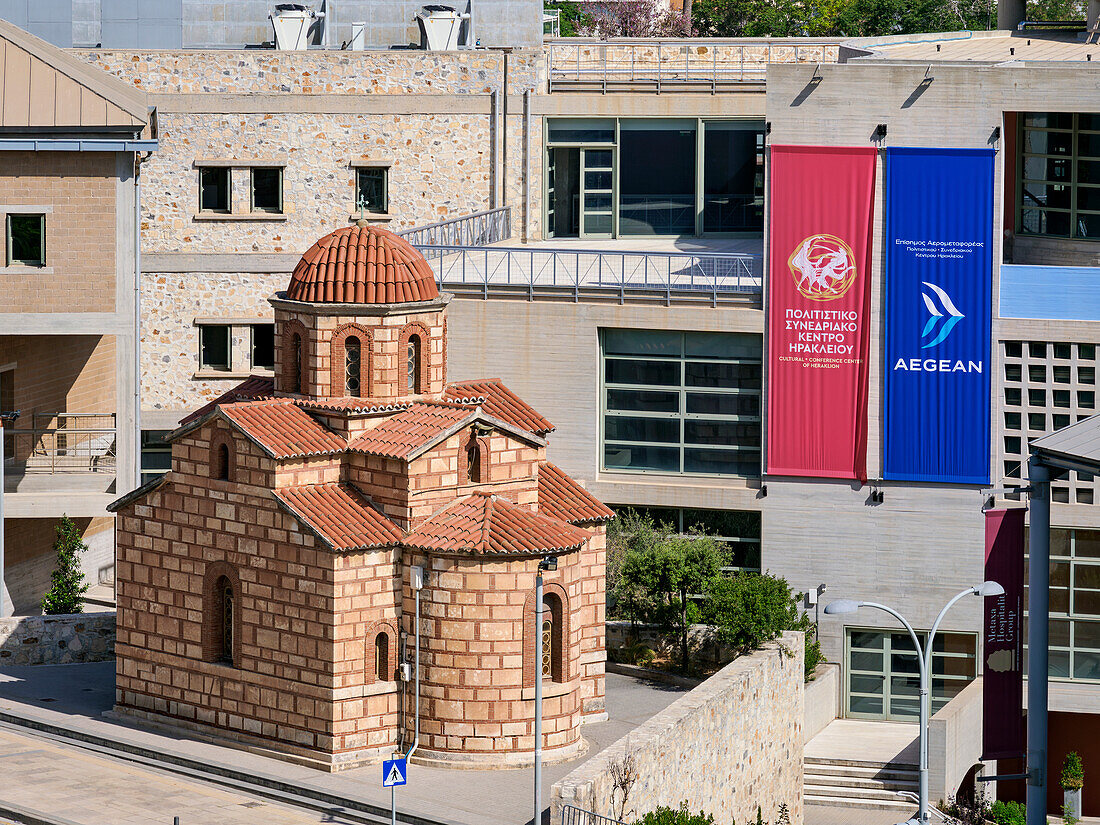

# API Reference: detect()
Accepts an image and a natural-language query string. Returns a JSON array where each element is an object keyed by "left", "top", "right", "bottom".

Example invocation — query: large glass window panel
[
  {"left": 601, "top": 330, "right": 762, "bottom": 476},
  {"left": 603, "top": 444, "right": 679, "bottom": 472},
  {"left": 703, "top": 121, "right": 765, "bottom": 233},
  {"left": 619, "top": 120, "right": 696, "bottom": 235},
  {"left": 1019, "top": 114, "right": 1100, "bottom": 240}
]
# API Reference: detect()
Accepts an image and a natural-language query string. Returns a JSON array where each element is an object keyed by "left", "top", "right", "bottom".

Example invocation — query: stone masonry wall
[
  {"left": 551, "top": 632, "right": 805, "bottom": 825},
  {"left": 0, "top": 613, "right": 115, "bottom": 665}
]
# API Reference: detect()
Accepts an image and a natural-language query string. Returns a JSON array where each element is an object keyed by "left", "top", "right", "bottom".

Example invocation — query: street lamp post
[
  {"left": 0, "top": 410, "right": 20, "bottom": 618},
  {"left": 824, "top": 581, "right": 1004, "bottom": 824},
  {"left": 534, "top": 553, "right": 557, "bottom": 825}
]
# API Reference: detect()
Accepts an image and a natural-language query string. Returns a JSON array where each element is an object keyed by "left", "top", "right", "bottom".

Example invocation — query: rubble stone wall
[{"left": 0, "top": 613, "right": 115, "bottom": 665}]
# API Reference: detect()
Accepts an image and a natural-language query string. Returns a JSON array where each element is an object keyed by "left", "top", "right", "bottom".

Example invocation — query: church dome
[{"left": 285, "top": 225, "right": 439, "bottom": 304}]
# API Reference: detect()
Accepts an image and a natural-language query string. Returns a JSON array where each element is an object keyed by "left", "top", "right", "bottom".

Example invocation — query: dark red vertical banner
[
  {"left": 766, "top": 146, "right": 876, "bottom": 480},
  {"left": 984, "top": 507, "right": 1026, "bottom": 760}
]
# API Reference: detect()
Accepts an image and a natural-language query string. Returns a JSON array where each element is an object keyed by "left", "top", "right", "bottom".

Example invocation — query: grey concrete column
[
  {"left": 998, "top": 0, "right": 1026, "bottom": 29},
  {"left": 1026, "top": 457, "right": 1050, "bottom": 825},
  {"left": 1089, "top": 0, "right": 1100, "bottom": 30},
  {"left": 114, "top": 153, "right": 140, "bottom": 494}
]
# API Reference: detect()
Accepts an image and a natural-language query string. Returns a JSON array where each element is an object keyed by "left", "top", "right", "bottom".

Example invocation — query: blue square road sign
[{"left": 383, "top": 757, "right": 407, "bottom": 788}]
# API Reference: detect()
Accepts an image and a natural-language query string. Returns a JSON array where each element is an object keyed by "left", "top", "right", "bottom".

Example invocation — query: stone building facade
[{"left": 109, "top": 225, "right": 611, "bottom": 770}]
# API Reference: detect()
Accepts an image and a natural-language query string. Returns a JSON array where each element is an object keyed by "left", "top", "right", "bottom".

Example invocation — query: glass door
[
  {"left": 846, "top": 629, "right": 922, "bottom": 721},
  {"left": 545, "top": 148, "right": 557, "bottom": 238},
  {"left": 581, "top": 147, "right": 614, "bottom": 239}
]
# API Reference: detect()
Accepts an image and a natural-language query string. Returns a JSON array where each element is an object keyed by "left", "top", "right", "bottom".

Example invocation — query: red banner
[
  {"left": 766, "top": 146, "right": 876, "bottom": 480},
  {"left": 983, "top": 507, "right": 1026, "bottom": 760}
]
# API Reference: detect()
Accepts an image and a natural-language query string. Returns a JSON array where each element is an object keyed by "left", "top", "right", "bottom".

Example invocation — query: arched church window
[{"left": 345, "top": 336, "right": 362, "bottom": 397}]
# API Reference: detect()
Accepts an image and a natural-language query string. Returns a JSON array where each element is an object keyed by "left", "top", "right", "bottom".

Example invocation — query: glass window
[
  {"left": 546, "top": 118, "right": 615, "bottom": 144},
  {"left": 619, "top": 120, "right": 696, "bottom": 236},
  {"left": 703, "top": 121, "right": 765, "bottom": 233},
  {"left": 345, "top": 336, "right": 362, "bottom": 397},
  {"left": 199, "top": 167, "right": 230, "bottom": 212},
  {"left": 251, "top": 324, "right": 274, "bottom": 371},
  {"left": 200, "top": 325, "right": 231, "bottom": 371},
  {"left": 7, "top": 213, "right": 44, "bottom": 266},
  {"left": 1005, "top": 341, "right": 1023, "bottom": 358},
  {"left": 1026, "top": 528, "right": 1100, "bottom": 682},
  {"left": 1019, "top": 113, "right": 1100, "bottom": 241},
  {"left": 612, "top": 505, "right": 761, "bottom": 572},
  {"left": 140, "top": 429, "right": 171, "bottom": 485},
  {"left": 251, "top": 167, "right": 283, "bottom": 213},
  {"left": 355, "top": 167, "right": 389, "bottom": 214},
  {"left": 601, "top": 329, "right": 762, "bottom": 477}
]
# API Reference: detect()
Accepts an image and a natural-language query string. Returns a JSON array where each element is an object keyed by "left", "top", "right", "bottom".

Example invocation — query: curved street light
[{"left": 824, "top": 581, "right": 1004, "bottom": 824}]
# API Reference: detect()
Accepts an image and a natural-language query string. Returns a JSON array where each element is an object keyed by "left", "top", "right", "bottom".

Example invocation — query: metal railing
[
  {"left": 413, "top": 245, "right": 761, "bottom": 306},
  {"left": 3, "top": 413, "right": 116, "bottom": 473},
  {"left": 397, "top": 206, "right": 512, "bottom": 248},
  {"left": 547, "top": 39, "right": 842, "bottom": 92},
  {"left": 560, "top": 805, "right": 627, "bottom": 825}
]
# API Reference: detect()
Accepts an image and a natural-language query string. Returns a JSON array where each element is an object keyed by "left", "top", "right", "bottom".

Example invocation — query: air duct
[{"left": 997, "top": 0, "right": 1026, "bottom": 30}]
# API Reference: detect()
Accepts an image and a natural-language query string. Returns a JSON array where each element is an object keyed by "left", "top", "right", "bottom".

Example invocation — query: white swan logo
[{"left": 921, "top": 282, "right": 964, "bottom": 348}]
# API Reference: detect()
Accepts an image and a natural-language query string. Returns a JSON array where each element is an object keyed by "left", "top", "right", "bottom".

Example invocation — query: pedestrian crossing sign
[{"left": 383, "top": 757, "right": 407, "bottom": 787}]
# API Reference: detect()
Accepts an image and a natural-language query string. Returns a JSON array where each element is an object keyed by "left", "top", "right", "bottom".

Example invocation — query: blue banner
[{"left": 884, "top": 147, "right": 993, "bottom": 484}]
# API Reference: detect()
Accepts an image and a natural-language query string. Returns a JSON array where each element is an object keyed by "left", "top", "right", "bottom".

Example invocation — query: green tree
[
  {"left": 608, "top": 508, "right": 674, "bottom": 624},
  {"left": 618, "top": 530, "right": 723, "bottom": 670},
  {"left": 703, "top": 571, "right": 801, "bottom": 655},
  {"left": 545, "top": 1, "right": 592, "bottom": 36},
  {"left": 41, "top": 515, "right": 90, "bottom": 615}
]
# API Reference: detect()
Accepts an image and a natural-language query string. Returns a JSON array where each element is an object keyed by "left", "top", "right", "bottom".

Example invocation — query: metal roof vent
[
  {"left": 416, "top": 4, "right": 471, "bottom": 50},
  {"left": 270, "top": 3, "right": 325, "bottom": 50}
]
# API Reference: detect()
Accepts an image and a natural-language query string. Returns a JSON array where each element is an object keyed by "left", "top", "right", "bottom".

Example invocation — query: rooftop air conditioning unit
[
  {"left": 416, "top": 4, "right": 470, "bottom": 51},
  {"left": 270, "top": 3, "right": 324, "bottom": 50}
]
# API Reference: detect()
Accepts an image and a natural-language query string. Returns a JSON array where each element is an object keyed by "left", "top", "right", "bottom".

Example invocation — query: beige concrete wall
[
  {"left": 4, "top": 517, "right": 115, "bottom": 615},
  {"left": 446, "top": 297, "right": 763, "bottom": 504},
  {"left": 551, "top": 631, "right": 804, "bottom": 825},
  {"left": 0, "top": 335, "right": 117, "bottom": 419},
  {"left": 929, "top": 677, "right": 987, "bottom": 806},
  {"left": 804, "top": 662, "right": 840, "bottom": 743}
]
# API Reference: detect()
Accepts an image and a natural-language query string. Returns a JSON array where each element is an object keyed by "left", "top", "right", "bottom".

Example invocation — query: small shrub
[
  {"left": 702, "top": 572, "right": 799, "bottom": 655},
  {"left": 617, "top": 642, "right": 656, "bottom": 667},
  {"left": 635, "top": 803, "right": 714, "bottom": 825},
  {"left": 989, "top": 800, "right": 1025, "bottom": 825},
  {"left": 1062, "top": 750, "right": 1085, "bottom": 790}
]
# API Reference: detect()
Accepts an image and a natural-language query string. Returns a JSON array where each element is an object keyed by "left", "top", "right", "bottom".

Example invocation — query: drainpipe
[
  {"left": 490, "top": 90, "right": 499, "bottom": 210},
  {"left": 502, "top": 50, "right": 510, "bottom": 212},
  {"left": 523, "top": 88, "right": 531, "bottom": 243},
  {"left": 133, "top": 152, "right": 144, "bottom": 492}
]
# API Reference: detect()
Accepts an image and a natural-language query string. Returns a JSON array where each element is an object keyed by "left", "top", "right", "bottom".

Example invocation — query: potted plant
[{"left": 1061, "top": 751, "right": 1085, "bottom": 823}]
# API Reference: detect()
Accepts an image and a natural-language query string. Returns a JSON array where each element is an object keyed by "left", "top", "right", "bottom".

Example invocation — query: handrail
[
  {"left": 548, "top": 39, "right": 842, "bottom": 91},
  {"left": 560, "top": 804, "right": 627, "bottom": 825},
  {"left": 4, "top": 425, "right": 116, "bottom": 474},
  {"left": 413, "top": 244, "right": 761, "bottom": 306},
  {"left": 397, "top": 206, "right": 512, "bottom": 248}
]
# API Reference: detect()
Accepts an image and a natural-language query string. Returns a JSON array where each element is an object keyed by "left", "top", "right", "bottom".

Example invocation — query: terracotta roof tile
[
  {"left": 296, "top": 397, "right": 416, "bottom": 415},
  {"left": 178, "top": 375, "right": 275, "bottom": 426},
  {"left": 220, "top": 400, "right": 347, "bottom": 459},
  {"left": 404, "top": 492, "right": 590, "bottom": 555},
  {"left": 537, "top": 462, "right": 614, "bottom": 524},
  {"left": 286, "top": 225, "right": 439, "bottom": 305},
  {"left": 275, "top": 483, "right": 403, "bottom": 551},
  {"left": 350, "top": 402, "right": 473, "bottom": 459},
  {"left": 444, "top": 379, "right": 554, "bottom": 436}
]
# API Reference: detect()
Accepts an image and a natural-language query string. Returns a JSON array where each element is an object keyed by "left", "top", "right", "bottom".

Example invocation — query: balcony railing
[
  {"left": 3, "top": 413, "right": 116, "bottom": 474},
  {"left": 560, "top": 805, "right": 626, "bottom": 825},
  {"left": 397, "top": 207, "right": 512, "bottom": 248},
  {"left": 547, "top": 39, "right": 842, "bottom": 92},
  {"left": 413, "top": 245, "right": 761, "bottom": 306}
]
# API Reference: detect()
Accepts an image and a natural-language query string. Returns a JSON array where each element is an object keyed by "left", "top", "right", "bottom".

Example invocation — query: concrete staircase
[{"left": 804, "top": 755, "right": 920, "bottom": 812}]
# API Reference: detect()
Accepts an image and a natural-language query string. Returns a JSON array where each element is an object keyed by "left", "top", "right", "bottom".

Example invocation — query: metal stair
[{"left": 804, "top": 755, "right": 920, "bottom": 812}]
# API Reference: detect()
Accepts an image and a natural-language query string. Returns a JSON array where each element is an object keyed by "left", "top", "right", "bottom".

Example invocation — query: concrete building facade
[{"left": 0, "top": 18, "right": 153, "bottom": 614}]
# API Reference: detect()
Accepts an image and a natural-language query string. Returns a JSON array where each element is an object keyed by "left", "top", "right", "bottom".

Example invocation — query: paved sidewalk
[
  {"left": 805, "top": 804, "right": 915, "bottom": 825},
  {"left": 0, "top": 725, "right": 358, "bottom": 825},
  {"left": 0, "top": 663, "right": 688, "bottom": 825}
]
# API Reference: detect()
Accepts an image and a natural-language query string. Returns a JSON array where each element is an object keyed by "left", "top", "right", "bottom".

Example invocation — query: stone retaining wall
[
  {"left": 0, "top": 613, "right": 115, "bottom": 666},
  {"left": 552, "top": 631, "right": 804, "bottom": 825}
]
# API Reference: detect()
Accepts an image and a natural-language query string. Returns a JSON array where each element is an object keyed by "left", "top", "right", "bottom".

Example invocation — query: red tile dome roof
[{"left": 286, "top": 225, "right": 439, "bottom": 304}]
